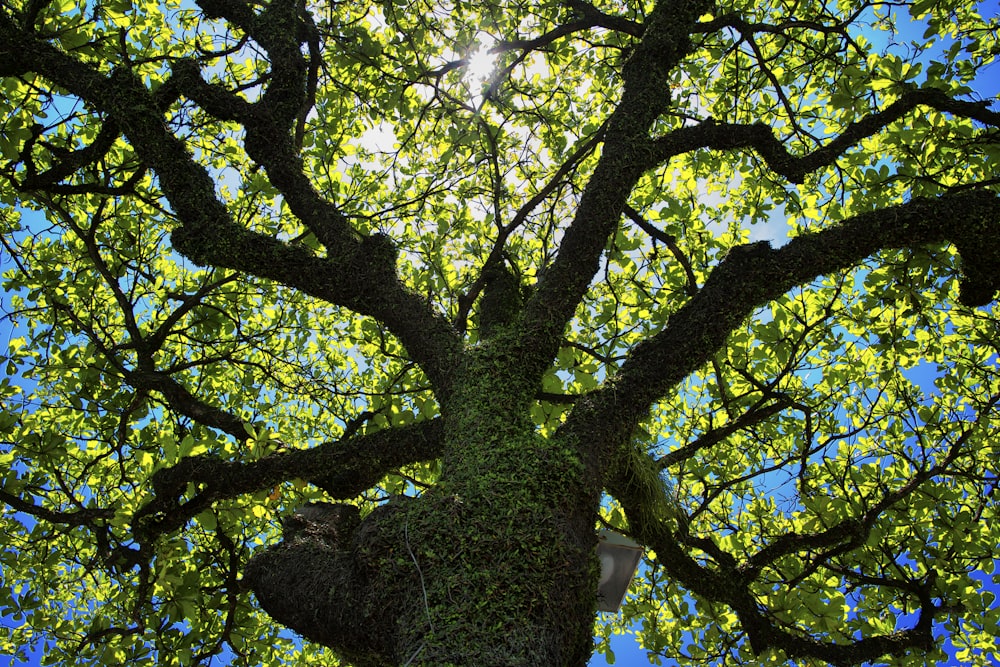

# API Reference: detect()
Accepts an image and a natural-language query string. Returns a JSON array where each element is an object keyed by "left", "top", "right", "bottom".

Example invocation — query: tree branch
[
  {"left": 15, "top": 120, "right": 128, "bottom": 192},
  {"left": 561, "top": 189, "right": 1000, "bottom": 480},
  {"left": 569, "top": 193, "right": 1000, "bottom": 663},
  {"left": 694, "top": 11, "right": 860, "bottom": 39},
  {"left": 0, "top": 488, "right": 114, "bottom": 526},
  {"left": 455, "top": 120, "right": 608, "bottom": 332},
  {"left": 647, "top": 89, "right": 1000, "bottom": 183},
  {"left": 123, "top": 369, "right": 252, "bottom": 440},
  {"left": 0, "top": 8, "right": 465, "bottom": 399},
  {"left": 133, "top": 418, "right": 443, "bottom": 542},
  {"left": 424, "top": 2, "right": 642, "bottom": 81},
  {"left": 627, "top": 416, "right": 994, "bottom": 666},
  {"left": 521, "top": 0, "right": 713, "bottom": 380},
  {"left": 607, "top": 445, "right": 938, "bottom": 666},
  {"left": 656, "top": 399, "right": 788, "bottom": 469},
  {"left": 179, "top": 0, "right": 360, "bottom": 255}
]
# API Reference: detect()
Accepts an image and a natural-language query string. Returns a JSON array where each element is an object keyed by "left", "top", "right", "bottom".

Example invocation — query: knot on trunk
[
  {"left": 243, "top": 500, "right": 410, "bottom": 667},
  {"left": 281, "top": 501, "right": 361, "bottom": 545}
]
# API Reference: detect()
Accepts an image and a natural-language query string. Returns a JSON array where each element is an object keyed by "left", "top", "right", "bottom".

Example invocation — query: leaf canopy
[{"left": 1, "top": 0, "right": 999, "bottom": 664}]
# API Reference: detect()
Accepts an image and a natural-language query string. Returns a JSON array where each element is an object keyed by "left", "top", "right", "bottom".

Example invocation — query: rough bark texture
[
  {"left": 246, "top": 336, "right": 601, "bottom": 666},
  {"left": 2, "top": 0, "right": 999, "bottom": 664}
]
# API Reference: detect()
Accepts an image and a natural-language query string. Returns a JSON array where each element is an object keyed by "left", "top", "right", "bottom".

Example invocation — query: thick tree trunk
[{"left": 246, "top": 339, "right": 601, "bottom": 666}]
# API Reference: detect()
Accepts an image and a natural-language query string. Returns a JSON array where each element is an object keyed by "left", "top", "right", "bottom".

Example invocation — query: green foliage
[{"left": 0, "top": 0, "right": 998, "bottom": 664}]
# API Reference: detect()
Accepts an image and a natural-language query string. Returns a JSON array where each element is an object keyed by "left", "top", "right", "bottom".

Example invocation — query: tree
[{"left": 0, "top": 0, "right": 998, "bottom": 663}]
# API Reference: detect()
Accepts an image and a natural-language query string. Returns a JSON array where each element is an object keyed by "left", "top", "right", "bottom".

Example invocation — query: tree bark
[{"left": 246, "top": 336, "right": 601, "bottom": 666}]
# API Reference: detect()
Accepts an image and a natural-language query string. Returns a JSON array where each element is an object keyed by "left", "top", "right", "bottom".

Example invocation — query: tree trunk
[{"left": 246, "top": 338, "right": 601, "bottom": 666}]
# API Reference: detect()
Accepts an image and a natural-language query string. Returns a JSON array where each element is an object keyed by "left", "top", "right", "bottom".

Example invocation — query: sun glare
[{"left": 465, "top": 39, "right": 497, "bottom": 84}]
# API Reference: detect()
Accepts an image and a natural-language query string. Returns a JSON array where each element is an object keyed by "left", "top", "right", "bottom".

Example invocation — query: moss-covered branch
[
  {"left": 645, "top": 90, "right": 1000, "bottom": 184},
  {"left": 521, "top": 0, "right": 714, "bottom": 382},
  {"left": 604, "top": 415, "right": 996, "bottom": 665},
  {"left": 560, "top": 190, "right": 1000, "bottom": 484},
  {"left": 133, "top": 418, "right": 444, "bottom": 541},
  {"left": 0, "top": 7, "right": 465, "bottom": 399}
]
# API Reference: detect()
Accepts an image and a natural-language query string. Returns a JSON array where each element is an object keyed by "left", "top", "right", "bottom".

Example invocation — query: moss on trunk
[{"left": 247, "top": 337, "right": 600, "bottom": 666}]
